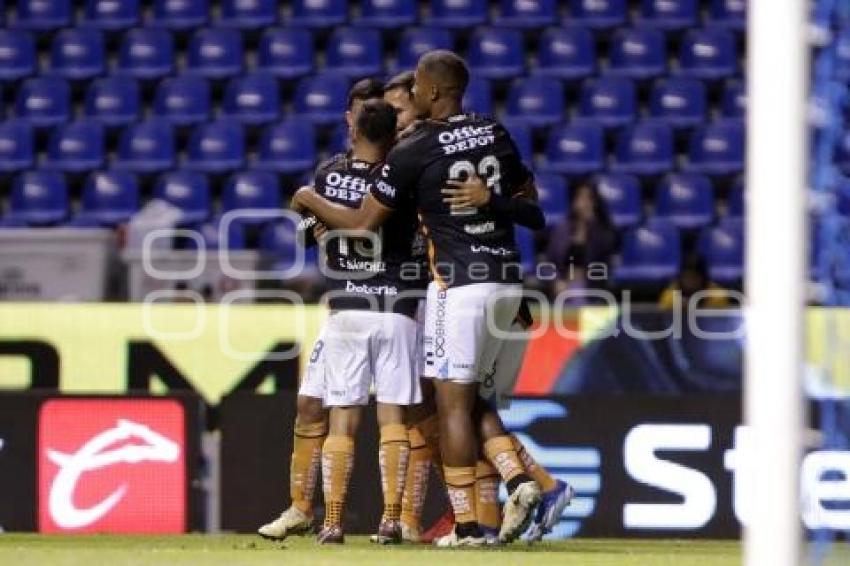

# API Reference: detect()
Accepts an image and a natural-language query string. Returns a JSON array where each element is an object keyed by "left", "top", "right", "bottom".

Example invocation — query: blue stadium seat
[
  {"left": 254, "top": 119, "right": 317, "bottom": 173},
  {"left": 494, "top": 0, "right": 557, "bottom": 28},
  {"left": 356, "top": 0, "right": 417, "bottom": 28},
  {"left": 700, "top": 218, "right": 744, "bottom": 283},
  {"left": 325, "top": 28, "right": 383, "bottom": 78},
  {"left": 219, "top": 0, "right": 278, "bottom": 28},
  {"left": 503, "top": 76, "right": 564, "bottom": 128},
  {"left": 720, "top": 81, "right": 746, "bottom": 119},
  {"left": 150, "top": 0, "right": 208, "bottom": 30},
  {"left": 288, "top": 0, "right": 347, "bottom": 28},
  {"left": 567, "top": 0, "right": 627, "bottom": 29},
  {"left": 426, "top": 0, "right": 487, "bottom": 28},
  {"left": 0, "top": 120, "right": 33, "bottom": 172},
  {"left": 534, "top": 172, "right": 568, "bottom": 226},
  {"left": 48, "top": 29, "right": 105, "bottom": 81},
  {"left": 15, "top": 0, "right": 70, "bottom": 30},
  {"left": 260, "top": 220, "right": 300, "bottom": 269},
  {"left": 184, "top": 120, "right": 245, "bottom": 173},
  {"left": 394, "top": 28, "right": 454, "bottom": 72},
  {"left": 84, "top": 77, "right": 140, "bottom": 128},
  {"left": 78, "top": 171, "right": 140, "bottom": 226},
  {"left": 514, "top": 225, "right": 536, "bottom": 274},
  {"left": 462, "top": 76, "right": 493, "bottom": 115},
  {"left": 327, "top": 122, "right": 349, "bottom": 154},
  {"left": 14, "top": 77, "right": 70, "bottom": 129},
  {"left": 614, "top": 220, "right": 682, "bottom": 283},
  {"left": 114, "top": 120, "right": 175, "bottom": 174},
  {"left": 639, "top": 0, "right": 698, "bottom": 30},
  {"left": 534, "top": 27, "right": 596, "bottom": 80},
  {"left": 684, "top": 120, "right": 745, "bottom": 176},
  {"left": 81, "top": 0, "right": 140, "bottom": 30},
  {"left": 678, "top": 28, "right": 738, "bottom": 80},
  {"left": 186, "top": 215, "right": 246, "bottom": 250},
  {"left": 153, "top": 76, "right": 211, "bottom": 127},
  {"left": 608, "top": 27, "right": 668, "bottom": 80},
  {"left": 0, "top": 30, "right": 35, "bottom": 81},
  {"left": 185, "top": 28, "right": 244, "bottom": 80},
  {"left": 505, "top": 123, "right": 532, "bottom": 165},
  {"left": 115, "top": 28, "right": 174, "bottom": 81},
  {"left": 44, "top": 120, "right": 105, "bottom": 172},
  {"left": 222, "top": 73, "right": 281, "bottom": 125},
  {"left": 596, "top": 172, "right": 642, "bottom": 228},
  {"left": 467, "top": 28, "right": 524, "bottom": 80},
  {"left": 293, "top": 74, "right": 349, "bottom": 125},
  {"left": 539, "top": 122, "right": 605, "bottom": 176},
  {"left": 6, "top": 171, "right": 68, "bottom": 225},
  {"left": 612, "top": 121, "right": 675, "bottom": 176},
  {"left": 257, "top": 28, "right": 314, "bottom": 80},
  {"left": 649, "top": 78, "right": 707, "bottom": 129},
  {"left": 655, "top": 173, "right": 715, "bottom": 230},
  {"left": 709, "top": 0, "right": 746, "bottom": 30},
  {"left": 153, "top": 170, "right": 211, "bottom": 224},
  {"left": 222, "top": 171, "right": 282, "bottom": 224},
  {"left": 727, "top": 176, "right": 743, "bottom": 217},
  {"left": 576, "top": 76, "right": 637, "bottom": 129}
]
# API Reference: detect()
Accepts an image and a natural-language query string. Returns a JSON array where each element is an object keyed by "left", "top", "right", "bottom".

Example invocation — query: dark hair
[
  {"left": 570, "top": 181, "right": 613, "bottom": 228},
  {"left": 384, "top": 71, "right": 415, "bottom": 96},
  {"left": 355, "top": 99, "right": 398, "bottom": 147},
  {"left": 418, "top": 50, "right": 469, "bottom": 94},
  {"left": 347, "top": 77, "right": 384, "bottom": 109}
]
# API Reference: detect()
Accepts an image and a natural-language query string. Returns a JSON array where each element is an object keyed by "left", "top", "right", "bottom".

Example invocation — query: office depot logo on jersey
[{"left": 38, "top": 399, "right": 186, "bottom": 533}]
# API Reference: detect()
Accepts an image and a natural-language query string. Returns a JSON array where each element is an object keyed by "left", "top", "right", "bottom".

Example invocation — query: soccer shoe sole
[
  {"left": 499, "top": 481, "right": 542, "bottom": 544},
  {"left": 527, "top": 483, "right": 576, "bottom": 543}
]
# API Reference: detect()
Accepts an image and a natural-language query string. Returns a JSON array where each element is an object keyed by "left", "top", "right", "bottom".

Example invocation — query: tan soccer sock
[
  {"left": 443, "top": 466, "right": 477, "bottom": 525},
  {"left": 483, "top": 435, "right": 526, "bottom": 484},
  {"left": 290, "top": 420, "right": 327, "bottom": 514},
  {"left": 475, "top": 460, "right": 501, "bottom": 532},
  {"left": 511, "top": 434, "right": 557, "bottom": 492},
  {"left": 379, "top": 424, "right": 410, "bottom": 522},
  {"left": 321, "top": 435, "right": 354, "bottom": 528},
  {"left": 401, "top": 425, "right": 432, "bottom": 528},
  {"left": 416, "top": 414, "right": 442, "bottom": 469}
]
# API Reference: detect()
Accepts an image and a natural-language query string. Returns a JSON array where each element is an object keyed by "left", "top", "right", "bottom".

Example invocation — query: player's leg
[
  {"left": 516, "top": 433, "right": 575, "bottom": 542},
  {"left": 258, "top": 332, "right": 330, "bottom": 540},
  {"left": 318, "top": 405, "right": 361, "bottom": 544},
  {"left": 372, "top": 402, "right": 410, "bottom": 544},
  {"left": 474, "top": 458, "right": 502, "bottom": 542}
]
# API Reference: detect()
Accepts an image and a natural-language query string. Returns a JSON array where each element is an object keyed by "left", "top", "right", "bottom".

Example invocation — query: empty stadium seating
[{"left": 0, "top": 0, "right": 753, "bottom": 291}]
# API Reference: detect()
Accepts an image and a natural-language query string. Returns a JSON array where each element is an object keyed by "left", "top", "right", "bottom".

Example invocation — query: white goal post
[{"left": 745, "top": 1, "right": 808, "bottom": 565}]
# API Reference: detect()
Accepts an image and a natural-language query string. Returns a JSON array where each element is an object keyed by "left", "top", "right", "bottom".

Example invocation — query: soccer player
[
  {"left": 291, "top": 51, "right": 543, "bottom": 546},
  {"left": 257, "top": 78, "right": 385, "bottom": 541}
]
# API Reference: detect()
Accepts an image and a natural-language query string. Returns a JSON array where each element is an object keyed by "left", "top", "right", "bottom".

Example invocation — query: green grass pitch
[{"left": 0, "top": 534, "right": 847, "bottom": 566}]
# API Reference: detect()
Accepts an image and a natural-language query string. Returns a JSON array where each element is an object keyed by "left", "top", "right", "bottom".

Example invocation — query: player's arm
[
  {"left": 291, "top": 188, "right": 393, "bottom": 232},
  {"left": 442, "top": 174, "right": 545, "bottom": 230}
]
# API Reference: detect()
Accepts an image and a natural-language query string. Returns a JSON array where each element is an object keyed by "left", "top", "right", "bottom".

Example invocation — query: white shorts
[
  {"left": 422, "top": 281, "right": 522, "bottom": 383},
  {"left": 478, "top": 322, "right": 530, "bottom": 409},
  {"left": 298, "top": 310, "right": 421, "bottom": 407}
]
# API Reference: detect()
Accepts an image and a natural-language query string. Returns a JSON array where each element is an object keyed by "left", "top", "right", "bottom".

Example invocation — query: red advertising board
[{"left": 38, "top": 398, "right": 187, "bottom": 533}]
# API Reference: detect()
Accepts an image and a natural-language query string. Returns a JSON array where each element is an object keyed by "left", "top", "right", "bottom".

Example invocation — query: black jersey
[
  {"left": 314, "top": 153, "right": 427, "bottom": 317},
  {"left": 372, "top": 114, "right": 532, "bottom": 288}
]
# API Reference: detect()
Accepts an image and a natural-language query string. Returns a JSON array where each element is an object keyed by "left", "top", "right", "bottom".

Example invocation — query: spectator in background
[
  {"left": 658, "top": 254, "right": 732, "bottom": 309},
  {"left": 545, "top": 181, "right": 617, "bottom": 299}
]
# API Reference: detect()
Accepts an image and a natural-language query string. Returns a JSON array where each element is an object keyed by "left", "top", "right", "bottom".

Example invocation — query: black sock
[
  {"left": 506, "top": 473, "right": 533, "bottom": 494},
  {"left": 455, "top": 521, "right": 482, "bottom": 539}
]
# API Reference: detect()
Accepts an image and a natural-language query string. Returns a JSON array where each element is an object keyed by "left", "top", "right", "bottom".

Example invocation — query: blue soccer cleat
[{"left": 526, "top": 480, "right": 575, "bottom": 542}]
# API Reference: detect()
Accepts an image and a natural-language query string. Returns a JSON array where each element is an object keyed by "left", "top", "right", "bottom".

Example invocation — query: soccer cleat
[
  {"left": 433, "top": 526, "right": 486, "bottom": 548},
  {"left": 369, "top": 518, "right": 403, "bottom": 545},
  {"left": 400, "top": 520, "right": 422, "bottom": 543},
  {"left": 527, "top": 480, "right": 575, "bottom": 543},
  {"left": 316, "top": 524, "right": 345, "bottom": 544},
  {"left": 499, "top": 480, "right": 542, "bottom": 543},
  {"left": 257, "top": 506, "right": 313, "bottom": 540},
  {"left": 420, "top": 509, "right": 454, "bottom": 544}
]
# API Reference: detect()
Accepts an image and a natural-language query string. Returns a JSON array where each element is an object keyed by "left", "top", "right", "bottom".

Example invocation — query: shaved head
[{"left": 412, "top": 50, "right": 469, "bottom": 118}]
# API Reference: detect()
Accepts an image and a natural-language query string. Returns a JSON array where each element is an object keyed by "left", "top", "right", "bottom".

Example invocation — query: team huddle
[{"left": 258, "top": 51, "right": 573, "bottom": 547}]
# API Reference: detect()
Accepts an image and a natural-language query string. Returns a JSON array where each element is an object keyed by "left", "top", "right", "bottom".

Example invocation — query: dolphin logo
[{"left": 46, "top": 419, "right": 180, "bottom": 530}]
